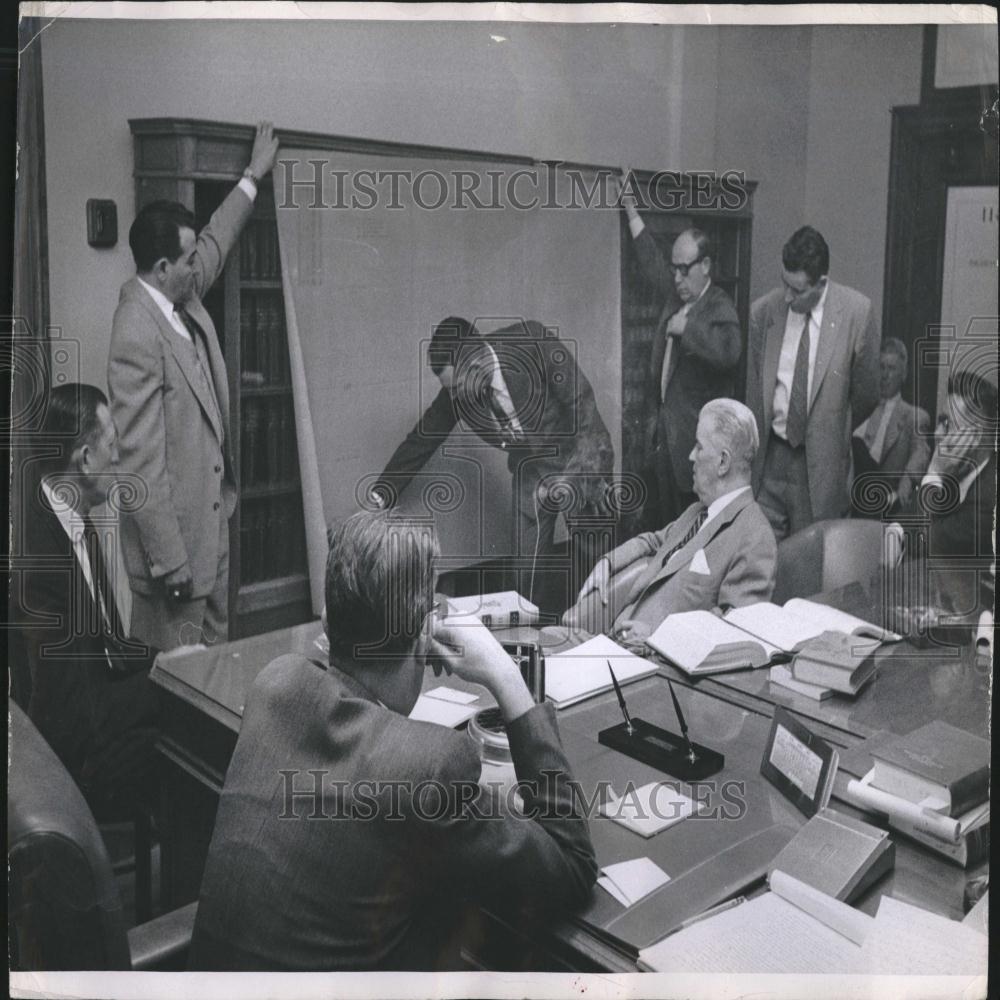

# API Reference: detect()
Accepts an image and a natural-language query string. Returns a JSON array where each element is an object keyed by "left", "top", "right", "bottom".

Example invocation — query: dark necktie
[
  {"left": 81, "top": 515, "right": 125, "bottom": 646},
  {"left": 785, "top": 311, "right": 812, "bottom": 449},
  {"left": 659, "top": 506, "right": 708, "bottom": 569}
]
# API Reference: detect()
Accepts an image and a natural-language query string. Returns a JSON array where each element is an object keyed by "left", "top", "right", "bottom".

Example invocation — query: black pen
[
  {"left": 667, "top": 678, "right": 697, "bottom": 762},
  {"left": 607, "top": 661, "right": 635, "bottom": 736}
]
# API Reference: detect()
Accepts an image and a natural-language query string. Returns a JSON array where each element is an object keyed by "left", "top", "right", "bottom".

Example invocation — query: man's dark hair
[
  {"left": 682, "top": 227, "right": 713, "bottom": 264},
  {"left": 38, "top": 383, "right": 109, "bottom": 475},
  {"left": 427, "top": 316, "right": 477, "bottom": 376},
  {"left": 782, "top": 226, "right": 830, "bottom": 285},
  {"left": 128, "top": 200, "right": 196, "bottom": 273},
  {"left": 325, "top": 510, "right": 439, "bottom": 662}
]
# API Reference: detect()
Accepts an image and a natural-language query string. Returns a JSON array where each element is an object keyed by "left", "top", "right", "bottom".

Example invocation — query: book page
[
  {"left": 785, "top": 599, "right": 899, "bottom": 641},
  {"left": 859, "top": 896, "right": 988, "bottom": 975},
  {"left": 769, "top": 870, "right": 873, "bottom": 946},
  {"left": 725, "top": 602, "right": 823, "bottom": 651},
  {"left": 638, "top": 891, "right": 864, "bottom": 973},
  {"left": 647, "top": 610, "right": 777, "bottom": 671},
  {"left": 545, "top": 634, "right": 655, "bottom": 707}
]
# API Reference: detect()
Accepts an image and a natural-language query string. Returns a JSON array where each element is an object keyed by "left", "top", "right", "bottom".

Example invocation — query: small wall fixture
[{"left": 86, "top": 199, "right": 118, "bottom": 247}]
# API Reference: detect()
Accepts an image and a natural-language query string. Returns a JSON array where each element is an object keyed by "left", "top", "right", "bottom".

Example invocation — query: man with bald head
[
  {"left": 564, "top": 398, "right": 777, "bottom": 639},
  {"left": 618, "top": 176, "right": 742, "bottom": 527}
]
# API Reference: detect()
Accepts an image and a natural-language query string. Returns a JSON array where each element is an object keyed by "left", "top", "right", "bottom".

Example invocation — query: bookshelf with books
[
  {"left": 619, "top": 173, "right": 754, "bottom": 535},
  {"left": 132, "top": 119, "right": 312, "bottom": 638}
]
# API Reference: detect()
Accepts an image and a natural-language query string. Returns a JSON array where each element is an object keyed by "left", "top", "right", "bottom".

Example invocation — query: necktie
[
  {"left": 785, "top": 311, "right": 811, "bottom": 449},
  {"left": 659, "top": 506, "right": 707, "bottom": 569},
  {"left": 82, "top": 515, "right": 125, "bottom": 647}
]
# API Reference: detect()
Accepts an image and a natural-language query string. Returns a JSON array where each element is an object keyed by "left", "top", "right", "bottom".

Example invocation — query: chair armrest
[
  {"left": 128, "top": 901, "right": 198, "bottom": 970},
  {"left": 561, "top": 558, "right": 650, "bottom": 633}
]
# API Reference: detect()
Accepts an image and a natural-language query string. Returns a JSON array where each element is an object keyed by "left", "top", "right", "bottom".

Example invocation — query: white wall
[{"left": 40, "top": 17, "right": 924, "bottom": 389}]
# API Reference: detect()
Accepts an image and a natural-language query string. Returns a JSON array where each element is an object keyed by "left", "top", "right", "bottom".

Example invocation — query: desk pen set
[{"left": 598, "top": 663, "right": 725, "bottom": 780}]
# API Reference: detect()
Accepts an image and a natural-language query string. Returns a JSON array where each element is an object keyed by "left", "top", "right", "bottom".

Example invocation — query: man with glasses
[
  {"left": 745, "top": 226, "right": 879, "bottom": 540},
  {"left": 618, "top": 175, "right": 741, "bottom": 527}
]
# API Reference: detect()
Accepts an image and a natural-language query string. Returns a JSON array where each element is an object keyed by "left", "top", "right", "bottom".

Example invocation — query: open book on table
[{"left": 647, "top": 598, "right": 899, "bottom": 676}]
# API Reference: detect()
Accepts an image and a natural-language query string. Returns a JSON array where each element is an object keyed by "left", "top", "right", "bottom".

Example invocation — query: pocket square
[{"left": 688, "top": 549, "right": 711, "bottom": 575}]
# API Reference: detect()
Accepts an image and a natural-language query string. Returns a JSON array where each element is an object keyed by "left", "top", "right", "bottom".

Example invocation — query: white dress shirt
[
  {"left": 853, "top": 393, "right": 900, "bottom": 464},
  {"left": 703, "top": 484, "right": 751, "bottom": 529},
  {"left": 772, "top": 281, "right": 829, "bottom": 438}
]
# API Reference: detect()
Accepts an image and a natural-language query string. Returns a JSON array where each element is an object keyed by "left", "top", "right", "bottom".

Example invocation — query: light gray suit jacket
[
  {"left": 108, "top": 185, "right": 252, "bottom": 597},
  {"left": 746, "top": 280, "right": 880, "bottom": 521}
]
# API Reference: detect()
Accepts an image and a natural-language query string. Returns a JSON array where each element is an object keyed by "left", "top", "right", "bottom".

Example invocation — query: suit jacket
[
  {"left": 376, "top": 320, "right": 614, "bottom": 506},
  {"left": 602, "top": 489, "right": 776, "bottom": 631},
  {"left": 190, "top": 655, "right": 597, "bottom": 970},
  {"left": 634, "top": 229, "right": 742, "bottom": 492},
  {"left": 746, "top": 281, "right": 880, "bottom": 521},
  {"left": 852, "top": 398, "right": 932, "bottom": 508},
  {"left": 12, "top": 489, "right": 157, "bottom": 791},
  {"left": 108, "top": 185, "right": 251, "bottom": 597}
]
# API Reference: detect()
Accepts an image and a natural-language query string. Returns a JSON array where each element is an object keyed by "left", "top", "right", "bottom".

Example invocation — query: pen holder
[{"left": 599, "top": 719, "right": 725, "bottom": 780}]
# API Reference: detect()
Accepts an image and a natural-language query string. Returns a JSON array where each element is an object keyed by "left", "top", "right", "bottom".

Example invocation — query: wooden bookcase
[{"left": 131, "top": 120, "right": 311, "bottom": 638}]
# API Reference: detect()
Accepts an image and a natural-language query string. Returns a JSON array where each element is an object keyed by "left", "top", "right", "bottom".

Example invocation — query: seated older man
[
  {"left": 191, "top": 510, "right": 596, "bottom": 971},
  {"left": 564, "top": 398, "right": 777, "bottom": 642}
]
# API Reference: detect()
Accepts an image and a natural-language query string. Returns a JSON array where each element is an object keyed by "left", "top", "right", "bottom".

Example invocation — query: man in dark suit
[
  {"left": 12, "top": 384, "right": 158, "bottom": 816},
  {"left": 618, "top": 175, "right": 742, "bottom": 526},
  {"left": 190, "top": 510, "right": 597, "bottom": 970},
  {"left": 372, "top": 316, "right": 615, "bottom": 587},
  {"left": 851, "top": 337, "right": 931, "bottom": 516},
  {"left": 746, "top": 226, "right": 880, "bottom": 540},
  {"left": 108, "top": 122, "right": 278, "bottom": 651}
]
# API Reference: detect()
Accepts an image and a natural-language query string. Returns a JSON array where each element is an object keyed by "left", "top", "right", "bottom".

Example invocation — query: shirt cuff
[
  {"left": 237, "top": 176, "right": 258, "bottom": 201},
  {"left": 628, "top": 215, "right": 645, "bottom": 239}
]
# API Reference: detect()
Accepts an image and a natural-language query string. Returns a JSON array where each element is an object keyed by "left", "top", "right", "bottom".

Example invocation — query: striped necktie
[{"left": 659, "top": 506, "right": 708, "bottom": 569}]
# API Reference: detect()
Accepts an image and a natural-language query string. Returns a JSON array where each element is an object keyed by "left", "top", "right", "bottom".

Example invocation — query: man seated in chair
[
  {"left": 190, "top": 509, "right": 597, "bottom": 971},
  {"left": 12, "top": 384, "right": 159, "bottom": 818},
  {"left": 565, "top": 398, "right": 777, "bottom": 643}
]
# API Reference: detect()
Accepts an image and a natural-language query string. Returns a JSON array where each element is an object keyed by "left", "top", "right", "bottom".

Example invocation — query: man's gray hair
[
  {"left": 700, "top": 398, "right": 759, "bottom": 469},
  {"left": 880, "top": 336, "right": 908, "bottom": 368}
]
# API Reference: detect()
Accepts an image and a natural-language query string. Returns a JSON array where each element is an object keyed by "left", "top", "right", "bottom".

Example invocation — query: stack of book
[
  {"left": 770, "top": 630, "right": 880, "bottom": 700},
  {"left": 844, "top": 721, "right": 990, "bottom": 868}
]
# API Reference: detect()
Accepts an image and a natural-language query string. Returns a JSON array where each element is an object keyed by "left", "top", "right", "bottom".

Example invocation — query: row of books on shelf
[
  {"left": 240, "top": 395, "right": 299, "bottom": 488},
  {"left": 239, "top": 218, "right": 282, "bottom": 281},
  {"left": 239, "top": 498, "right": 307, "bottom": 584},
  {"left": 240, "top": 292, "right": 290, "bottom": 386}
]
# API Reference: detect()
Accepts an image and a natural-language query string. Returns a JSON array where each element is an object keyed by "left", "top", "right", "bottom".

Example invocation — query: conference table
[{"left": 149, "top": 603, "right": 989, "bottom": 972}]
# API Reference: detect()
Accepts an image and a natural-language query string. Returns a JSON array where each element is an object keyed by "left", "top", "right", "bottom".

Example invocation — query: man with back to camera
[
  {"left": 563, "top": 398, "right": 777, "bottom": 641},
  {"left": 108, "top": 122, "right": 279, "bottom": 651},
  {"left": 190, "top": 509, "right": 598, "bottom": 970},
  {"left": 851, "top": 337, "right": 931, "bottom": 516},
  {"left": 13, "top": 384, "right": 159, "bottom": 816},
  {"left": 616, "top": 169, "right": 742, "bottom": 528},
  {"left": 745, "top": 225, "right": 880, "bottom": 540}
]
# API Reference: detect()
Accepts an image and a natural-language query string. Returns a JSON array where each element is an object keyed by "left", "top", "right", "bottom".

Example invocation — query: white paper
[
  {"left": 544, "top": 633, "right": 656, "bottom": 708},
  {"left": 408, "top": 695, "right": 479, "bottom": 728},
  {"left": 423, "top": 686, "right": 479, "bottom": 705},
  {"left": 599, "top": 857, "right": 670, "bottom": 906},
  {"left": 600, "top": 782, "right": 701, "bottom": 838}
]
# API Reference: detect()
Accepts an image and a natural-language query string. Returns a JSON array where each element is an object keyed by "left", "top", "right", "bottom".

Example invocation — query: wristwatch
[{"left": 242, "top": 166, "right": 259, "bottom": 186}]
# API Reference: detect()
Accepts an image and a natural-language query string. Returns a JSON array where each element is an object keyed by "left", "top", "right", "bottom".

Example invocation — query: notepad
[
  {"left": 423, "top": 686, "right": 478, "bottom": 705},
  {"left": 408, "top": 693, "right": 480, "bottom": 728},
  {"left": 598, "top": 857, "right": 670, "bottom": 907},
  {"left": 544, "top": 634, "right": 657, "bottom": 709},
  {"left": 600, "top": 782, "right": 702, "bottom": 838}
]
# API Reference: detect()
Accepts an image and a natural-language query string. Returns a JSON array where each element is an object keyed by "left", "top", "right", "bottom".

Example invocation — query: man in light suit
[
  {"left": 108, "top": 122, "right": 278, "bottom": 650},
  {"left": 618, "top": 175, "right": 742, "bottom": 526},
  {"left": 12, "top": 384, "right": 158, "bottom": 816},
  {"left": 190, "top": 510, "right": 597, "bottom": 970},
  {"left": 746, "top": 226, "right": 880, "bottom": 540},
  {"left": 565, "top": 399, "right": 776, "bottom": 640},
  {"left": 851, "top": 337, "right": 931, "bottom": 516}
]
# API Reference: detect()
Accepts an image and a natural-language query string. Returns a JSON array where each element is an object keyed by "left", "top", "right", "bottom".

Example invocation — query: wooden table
[{"left": 150, "top": 617, "right": 989, "bottom": 970}]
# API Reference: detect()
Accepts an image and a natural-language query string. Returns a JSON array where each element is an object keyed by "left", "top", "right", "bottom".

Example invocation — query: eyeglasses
[{"left": 668, "top": 255, "right": 706, "bottom": 278}]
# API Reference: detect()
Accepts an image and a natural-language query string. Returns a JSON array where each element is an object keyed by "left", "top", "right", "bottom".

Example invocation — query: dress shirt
[
  {"left": 483, "top": 342, "right": 524, "bottom": 437},
  {"left": 771, "top": 282, "right": 829, "bottom": 438},
  {"left": 703, "top": 484, "right": 751, "bottom": 529},
  {"left": 853, "top": 393, "right": 900, "bottom": 464},
  {"left": 40, "top": 480, "right": 117, "bottom": 669}
]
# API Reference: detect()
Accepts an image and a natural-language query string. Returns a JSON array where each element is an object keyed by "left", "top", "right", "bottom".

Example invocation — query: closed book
[
  {"left": 647, "top": 610, "right": 781, "bottom": 675},
  {"left": 768, "top": 808, "right": 894, "bottom": 902},
  {"left": 791, "top": 633, "right": 878, "bottom": 695},
  {"left": 870, "top": 720, "right": 990, "bottom": 817},
  {"left": 889, "top": 802, "right": 989, "bottom": 868},
  {"left": 769, "top": 663, "right": 834, "bottom": 701}
]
